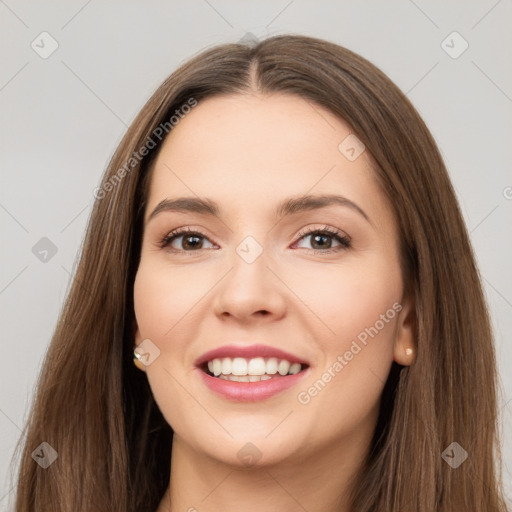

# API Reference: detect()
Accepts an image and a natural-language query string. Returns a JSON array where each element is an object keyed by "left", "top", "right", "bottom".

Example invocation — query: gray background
[{"left": 1, "top": 0, "right": 511, "bottom": 508}]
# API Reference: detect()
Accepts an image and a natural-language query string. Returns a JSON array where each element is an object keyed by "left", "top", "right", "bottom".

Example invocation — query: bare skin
[{"left": 133, "top": 93, "right": 415, "bottom": 512}]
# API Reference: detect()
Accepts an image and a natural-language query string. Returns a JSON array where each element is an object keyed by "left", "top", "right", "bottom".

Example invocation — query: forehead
[{"left": 145, "top": 93, "right": 394, "bottom": 233}]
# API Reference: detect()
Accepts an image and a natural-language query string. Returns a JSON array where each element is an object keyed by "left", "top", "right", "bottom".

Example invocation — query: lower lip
[{"left": 196, "top": 367, "right": 310, "bottom": 402}]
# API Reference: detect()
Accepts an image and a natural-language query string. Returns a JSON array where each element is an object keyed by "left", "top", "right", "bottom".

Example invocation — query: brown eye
[
  {"left": 294, "top": 227, "right": 351, "bottom": 253},
  {"left": 160, "top": 228, "right": 215, "bottom": 251}
]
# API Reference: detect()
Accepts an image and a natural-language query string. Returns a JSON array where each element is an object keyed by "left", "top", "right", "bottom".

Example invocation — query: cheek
[
  {"left": 294, "top": 283, "right": 400, "bottom": 440},
  {"left": 293, "top": 258, "right": 402, "bottom": 423},
  {"left": 133, "top": 260, "right": 211, "bottom": 339},
  {"left": 133, "top": 271, "right": 171, "bottom": 343},
  {"left": 133, "top": 264, "right": 198, "bottom": 430},
  {"left": 290, "top": 256, "right": 402, "bottom": 346}
]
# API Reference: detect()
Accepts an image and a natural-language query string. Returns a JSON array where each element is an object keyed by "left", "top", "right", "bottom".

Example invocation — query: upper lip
[{"left": 195, "top": 344, "right": 310, "bottom": 367}]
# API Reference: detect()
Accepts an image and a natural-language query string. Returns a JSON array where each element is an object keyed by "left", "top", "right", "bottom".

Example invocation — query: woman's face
[{"left": 133, "top": 93, "right": 414, "bottom": 468}]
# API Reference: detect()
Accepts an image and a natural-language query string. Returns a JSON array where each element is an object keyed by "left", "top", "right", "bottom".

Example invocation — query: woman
[{"left": 12, "top": 34, "right": 509, "bottom": 511}]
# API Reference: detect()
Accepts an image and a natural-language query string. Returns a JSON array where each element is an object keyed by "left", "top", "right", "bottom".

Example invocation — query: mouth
[
  {"left": 200, "top": 357, "right": 309, "bottom": 381},
  {"left": 194, "top": 344, "right": 310, "bottom": 401}
]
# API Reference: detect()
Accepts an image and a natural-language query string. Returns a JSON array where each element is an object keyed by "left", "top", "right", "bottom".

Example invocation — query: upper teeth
[{"left": 207, "top": 357, "right": 302, "bottom": 377}]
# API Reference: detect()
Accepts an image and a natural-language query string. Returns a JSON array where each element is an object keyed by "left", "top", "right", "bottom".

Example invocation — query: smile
[
  {"left": 204, "top": 357, "right": 305, "bottom": 381},
  {"left": 195, "top": 344, "right": 310, "bottom": 401}
]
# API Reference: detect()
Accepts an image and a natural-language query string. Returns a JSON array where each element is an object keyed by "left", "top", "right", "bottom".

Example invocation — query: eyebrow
[{"left": 147, "top": 194, "right": 371, "bottom": 225}]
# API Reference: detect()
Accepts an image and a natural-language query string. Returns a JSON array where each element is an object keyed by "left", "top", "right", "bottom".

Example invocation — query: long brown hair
[{"left": 12, "top": 34, "right": 508, "bottom": 511}]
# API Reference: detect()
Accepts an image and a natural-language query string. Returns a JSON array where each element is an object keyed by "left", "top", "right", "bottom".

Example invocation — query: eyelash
[{"left": 158, "top": 225, "right": 351, "bottom": 254}]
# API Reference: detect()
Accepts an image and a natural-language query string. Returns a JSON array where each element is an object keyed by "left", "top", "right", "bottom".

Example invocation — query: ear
[
  {"left": 392, "top": 293, "right": 416, "bottom": 366},
  {"left": 133, "top": 318, "right": 146, "bottom": 373}
]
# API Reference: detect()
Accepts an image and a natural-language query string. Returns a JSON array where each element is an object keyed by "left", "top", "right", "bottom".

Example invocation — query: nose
[{"left": 212, "top": 243, "right": 287, "bottom": 323}]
